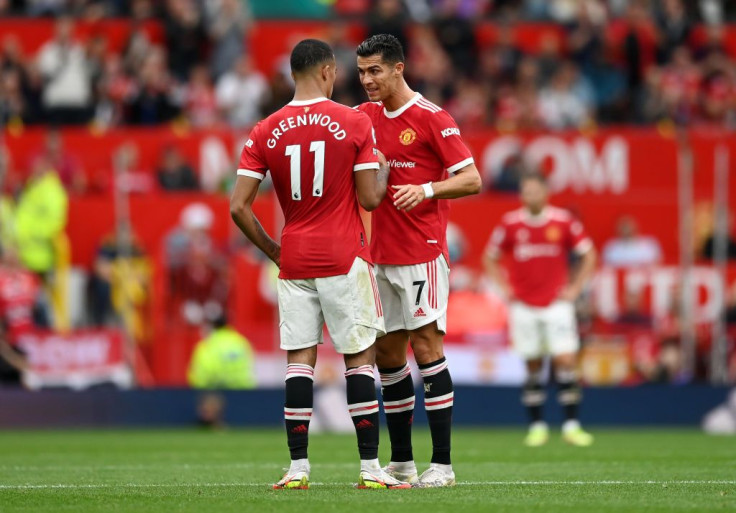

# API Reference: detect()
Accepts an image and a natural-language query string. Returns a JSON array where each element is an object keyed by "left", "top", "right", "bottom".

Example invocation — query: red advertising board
[
  {"left": 5, "top": 126, "right": 736, "bottom": 270},
  {"left": 16, "top": 329, "right": 132, "bottom": 390}
]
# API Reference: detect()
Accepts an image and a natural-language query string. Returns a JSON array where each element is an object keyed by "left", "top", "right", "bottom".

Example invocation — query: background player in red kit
[
  {"left": 0, "top": 246, "right": 36, "bottom": 386},
  {"left": 356, "top": 34, "right": 482, "bottom": 487},
  {"left": 484, "top": 173, "right": 597, "bottom": 447},
  {"left": 230, "top": 39, "right": 408, "bottom": 490}
]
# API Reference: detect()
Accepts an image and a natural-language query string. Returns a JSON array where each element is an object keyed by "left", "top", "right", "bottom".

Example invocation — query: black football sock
[
  {"left": 284, "top": 364, "right": 314, "bottom": 461},
  {"left": 379, "top": 364, "right": 415, "bottom": 462},
  {"left": 522, "top": 370, "right": 546, "bottom": 424},
  {"left": 556, "top": 369, "right": 582, "bottom": 422},
  {"left": 419, "top": 357, "right": 453, "bottom": 465},
  {"left": 345, "top": 365, "right": 380, "bottom": 460}
]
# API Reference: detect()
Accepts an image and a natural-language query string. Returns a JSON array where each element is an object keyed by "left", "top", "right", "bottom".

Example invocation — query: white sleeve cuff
[
  {"left": 354, "top": 162, "right": 380, "bottom": 172},
  {"left": 237, "top": 169, "right": 265, "bottom": 181},
  {"left": 447, "top": 157, "right": 474, "bottom": 174}
]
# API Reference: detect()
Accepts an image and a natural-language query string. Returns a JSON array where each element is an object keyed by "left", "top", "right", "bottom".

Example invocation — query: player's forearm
[
  {"left": 374, "top": 161, "right": 390, "bottom": 200},
  {"left": 357, "top": 158, "right": 391, "bottom": 211},
  {"left": 483, "top": 255, "right": 511, "bottom": 295},
  {"left": 0, "top": 340, "right": 27, "bottom": 372},
  {"left": 231, "top": 206, "right": 281, "bottom": 266},
  {"left": 569, "top": 248, "right": 597, "bottom": 295},
  {"left": 430, "top": 165, "right": 482, "bottom": 199}
]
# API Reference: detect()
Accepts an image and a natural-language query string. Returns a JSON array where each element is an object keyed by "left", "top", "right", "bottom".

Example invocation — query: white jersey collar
[
  {"left": 383, "top": 92, "right": 422, "bottom": 119},
  {"left": 521, "top": 207, "right": 550, "bottom": 226},
  {"left": 288, "top": 97, "right": 329, "bottom": 107}
]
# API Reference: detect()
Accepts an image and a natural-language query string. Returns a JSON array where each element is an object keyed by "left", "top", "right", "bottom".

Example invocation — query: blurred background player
[
  {"left": 230, "top": 39, "right": 407, "bottom": 490},
  {"left": 484, "top": 173, "right": 597, "bottom": 447},
  {"left": 356, "top": 34, "right": 482, "bottom": 487},
  {"left": 0, "top": 244, "right": 37, "bottom": 388}
]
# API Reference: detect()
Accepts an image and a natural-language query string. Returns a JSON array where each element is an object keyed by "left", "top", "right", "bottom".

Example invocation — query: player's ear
[{"left": 394, "top": 61, "right": 404, "bottom": 76}]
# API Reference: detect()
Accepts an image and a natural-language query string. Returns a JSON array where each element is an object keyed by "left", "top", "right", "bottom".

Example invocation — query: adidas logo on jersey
[{"left": 414, "top": 308, "right": 427, "bottom": 317}]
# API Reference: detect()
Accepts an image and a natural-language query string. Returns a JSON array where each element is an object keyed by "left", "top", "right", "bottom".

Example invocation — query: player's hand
[
  {"left": 391, "top": 184, "right": 426, "bottom": 211},
  {"left": 558, "top": 286, "right": 579, "bottom": 302}
]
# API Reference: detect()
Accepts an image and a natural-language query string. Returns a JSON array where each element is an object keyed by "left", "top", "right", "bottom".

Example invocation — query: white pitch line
[
  {"left": 0, "top": 462, "right": 356, "bottom": 471},
  {"left": 0, "top": 480, "right": 734, "bottom": 490}
]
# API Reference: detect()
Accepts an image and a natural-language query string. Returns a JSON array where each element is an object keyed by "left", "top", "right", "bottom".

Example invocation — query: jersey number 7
[{"left": 285, "top": 141, "right": 325, "bottom": 201}]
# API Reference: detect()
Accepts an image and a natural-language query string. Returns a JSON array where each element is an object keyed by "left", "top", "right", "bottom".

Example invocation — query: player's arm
[
  {"left": 230, "top": 176, "right": 281, "bottom": 267},
  {"left": 392, "top": 162, "right": 481, "bottom": 211},
  {"left": 483, "top": 242, "right": 514, "bottom": 299},
  {"left": 355, "top": 149, "right": 390, "bottom": 211},
  {"left": 559, "top": 245, "right": 597, "bottom": 302},
  {"left": 0, "top": 325, "right": 28, "bottom": 373},
  {"left": 482, "top": 225, "right": 514, "bottom": 298}
]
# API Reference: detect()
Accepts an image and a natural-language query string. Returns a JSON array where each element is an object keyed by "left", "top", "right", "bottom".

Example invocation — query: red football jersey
[
  {"left": 238, "top": 97, "right": 379, "bottom": 279},
  {"left": 0, "top": 266, "right": 39, "bottom": 343},
  {"left": 358, "top": 94, "right": 474, "bottom": 265},
  {"left": 485, "top": 206, "right": 593, "bottom": 307}
]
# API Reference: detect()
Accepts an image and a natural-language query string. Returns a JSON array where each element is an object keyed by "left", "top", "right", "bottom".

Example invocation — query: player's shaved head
[
  {"left": 290, "top": 39, "right": 335, "bottom": 75},
  {"left": 356, "top": 34, "right": 405, "bottom": 65}
]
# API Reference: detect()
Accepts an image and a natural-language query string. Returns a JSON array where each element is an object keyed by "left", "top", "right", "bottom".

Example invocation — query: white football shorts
[
  {"left": 508, "top": 300, "right": 580, "bottom": 359},
  {"left": 374, "top": 254, "right": 450, "bottom": 333},
  {"left": 277, "top": 257, "right": 386, "bottom": 354}
]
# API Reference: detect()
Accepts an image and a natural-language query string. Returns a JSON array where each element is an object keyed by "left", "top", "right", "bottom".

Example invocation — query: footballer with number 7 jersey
[
  {"left": 231, "top": 39, "right": 410, "bottom": 490},
  {"left": 355, "top": 34, "right": 482, "bottom": 488}
]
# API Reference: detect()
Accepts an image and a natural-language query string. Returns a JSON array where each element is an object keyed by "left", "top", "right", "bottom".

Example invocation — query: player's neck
[
  {"left": 292, "top": 82, "right": 328, "bottom": 103},
  {"left": 525, "top": 206, "right": 546, "bottom": 216},
  {"left": 382, "top": 82, "right": 416, "bottom": 112}
]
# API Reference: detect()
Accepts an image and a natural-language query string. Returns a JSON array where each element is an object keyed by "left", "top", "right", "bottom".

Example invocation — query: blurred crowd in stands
[{"left": 1, "top": 0, "right": 736, "bottom": 131}]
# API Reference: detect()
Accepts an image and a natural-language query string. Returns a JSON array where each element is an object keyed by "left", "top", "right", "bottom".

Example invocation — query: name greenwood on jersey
[{"left": 238, "top": 97, "right": 379, "bottom": 280}]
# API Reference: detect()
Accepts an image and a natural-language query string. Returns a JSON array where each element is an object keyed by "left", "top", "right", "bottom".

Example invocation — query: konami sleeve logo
[
  {"left": 399, "top": 128, "right": 417, "bottom": 145},
  {"left": 441, "top": 127, "right": 461, "bottom": 138}
]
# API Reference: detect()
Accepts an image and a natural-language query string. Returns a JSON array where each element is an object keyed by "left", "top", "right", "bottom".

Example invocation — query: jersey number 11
[{"left": 285, "top": 141, "right": 325, "bottom": 201}]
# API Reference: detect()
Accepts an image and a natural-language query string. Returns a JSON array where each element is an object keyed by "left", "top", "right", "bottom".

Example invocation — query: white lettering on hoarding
[
  {"left": 482, "top": 135, "right": 629, "bottom": 194},
  {"left": 18, "top": 334, "right": 112, "bottom": 370},
  {"left": 592, "top": 266, "right": 725, "bottom": 323}
]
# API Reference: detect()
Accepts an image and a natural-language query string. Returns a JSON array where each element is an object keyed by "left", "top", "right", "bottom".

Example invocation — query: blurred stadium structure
[{"left": 1, "top": 0, "right": 736, "bottom": 407}]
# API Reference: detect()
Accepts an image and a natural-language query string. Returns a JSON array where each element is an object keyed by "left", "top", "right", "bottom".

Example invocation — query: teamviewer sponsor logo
[
  {"left": 441, "top": 127, "right": 460, "bottom": 138},
  {"left": 388, "top": 159, "right": 416, "bottom": 168}
]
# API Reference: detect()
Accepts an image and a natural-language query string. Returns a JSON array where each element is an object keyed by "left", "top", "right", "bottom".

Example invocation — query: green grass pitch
[{"left": 0, "top": 428, "right": 734, "bottom": 512}]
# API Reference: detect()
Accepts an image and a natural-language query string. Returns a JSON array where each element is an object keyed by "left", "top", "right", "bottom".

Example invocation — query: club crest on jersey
[
  {"left": 399, "top": 128, "right": 417, "bottom": 146},
  {"left": 546, "top": 226, "right": 562, "bottom": 242}
]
